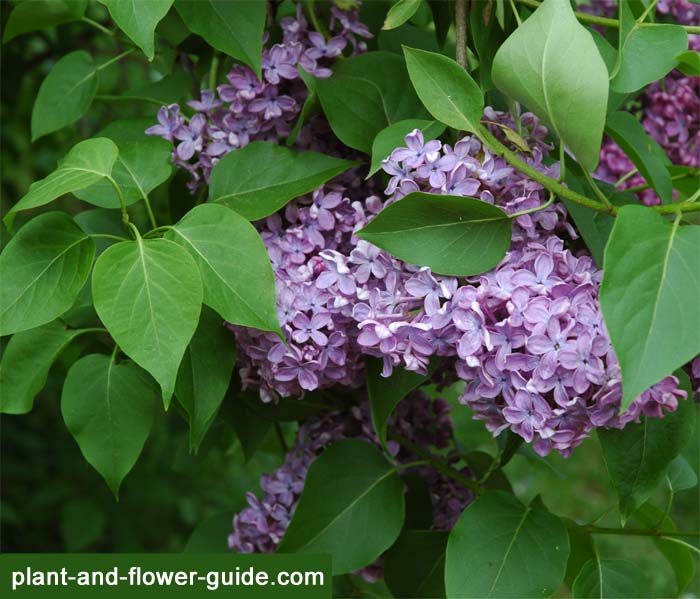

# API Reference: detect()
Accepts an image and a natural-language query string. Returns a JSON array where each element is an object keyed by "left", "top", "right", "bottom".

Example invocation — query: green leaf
[
  {"left": 446, "top": 491, "right": 569, "bottom": 598},
  {"left": 611, "top": 6, "right": 688, "bottom": 94},
  {"left": 598, "top": 391, "right": 696, "bottom": 523},
  {"left": 357, "top": 192, "right": 512, "bottom": 276},
  {"left": 208, "top": 142, "right": 357, "bottom": 220},
  {"left": 563, "top": 520, "right": 596, "bottom": 590},
  {"left": 287, "top": 67, "right": 317, "bottom": 147},
  {"left": 605, "top": 111, "right": 672, "bottom": 203},
  {"left": 676, "top": 50, "right": 700, "bottom": 77},
  {"left": 572, "top": 559, "right": 648, "bottom": 598},
  {"left": 229, "top": 391, "right": 274, "bottom": 463},
  {"left": 562, "top": 175, "right": 637, "bottom": 266},
  {"left": 369, "top": 119, "right": 445, "bottom": 177},
  {"left": 0, "top": 212, "right": 95, "bottom": 336},
  {"left": 333, "top": 52, "right": 428, "bottom": 123},
  {"left": 491, "top": 0, "right": 608, "bottom": 170},
  {"left": 3, "top": 0, "right": 87, "bottom": 43},
  {"left": 316, "top": 75, "right": 388, "bottom": 153},
  {"left": 61, "top": 354, "right": 156, "bottom": 497},
  {"left": 384, "top": 530, "right": 448, "bottom": 598},
  {"left": 367, "top": 356, "right": 429, "bottom": 454},
  {"left": 100, "top": 0, "right": 173, "bottom": 60},
  {"left": 404, "top": 46, "right": 484, "bottom": 133},
  {"left": 428, "top": 0, "right": 451, "bottom": 48},
  {"left": 164, "top": 204, "right": 280, "bottom": 335},
  {"left": 174, "top": 0, "right": 265, "bottom": 76},
  {"left": 383, "top": 0, "right": 422, "bottom": 30},
  {"left": 0, "top": 320, "right": 87, "bottom": 415},
  {"left": 278, "top": 439, "right": 405, "bottom": 575},
  {"left": 175, "top": 306, "right": 237, "bottom": 451},
  {"left": 74, "top": 119, "right": 172, "bottom": 209},
  {"left": 667, "top": 455, "right": 698, "bottom": 492},
  {"left": 6, "top": 138, "right": 118, "bottom": 225},
  {"left": 60, "top": 499, "right": 106, "bottom": 551},
  {"left": 600, "top": 206, "right": 700, "bottom": 408},
  {"left": 92, "top": 237, "right": 203, "bottom": 405},
  {"left": 631, "top": 503, "right": 695, "bottom": 595},
  {"left": 31, "top": 50, "right": 98, "bottom": 141},
  {"left": 184, "top": 511, "right": 233, "bottom": 553}
]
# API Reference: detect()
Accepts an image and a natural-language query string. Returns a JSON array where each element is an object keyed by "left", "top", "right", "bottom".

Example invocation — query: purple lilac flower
[
  {"left": 146, "top": 2, "right": 372, "bottom": 191},
  {"left": 228, "top": 392, "right": 474, "bottom": 579}
]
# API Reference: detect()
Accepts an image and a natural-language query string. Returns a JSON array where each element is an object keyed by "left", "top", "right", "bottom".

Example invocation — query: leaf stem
[
  {"left": 583, "top": 525, "right": 700, "bottom": 538},
  {"left": 208, "top": 51, "right": 221, "bottom": 91},
  {"left": 142, "top": 194, "right": 158, "bottom": 230},
  {"left": 477, "top": 126, "right": 700, "bottom": 216},
  {"left": 392, "top": 432, "right": 483, "bottom": 494},
  {"left": 106, "top": 175, "right": 131, "bottom": 225},
  {"left": 81, "top": 17, "right": 114, "bottom": 36},
  {"left": 582, "top": 168, "right": 614, "bottom": 209},
  {"left": 476, "top": 126, "right": 616, "bottom": 214},
  {"left": 622, "top": 169, "right": 700, "bottom": 193},
  {"left": 509, "top": 190, "right": 555, "bottom": 219},
  {"left": 614, "top": 167, "right": 639, "bottom": 188},
  {"left": 514, "top": 0, "right": 700, "bottom": 33},
  {"left": 143, "top": 225, "right": 173, "bottom": 239},
  {"left": 455, "top": 0, "right": 468, "bottom": 69},
  {"left": 637, "top": 0, "right": 661, "bottom": 24},
  {"left": 508, "top": 0, "right": 523, "bottom": 26},
  {"left": 97, "top": 48, "right": 135, "bottom": 72},
  {"left": 396, "top": 459, "right": 430, "bottom": 471}
]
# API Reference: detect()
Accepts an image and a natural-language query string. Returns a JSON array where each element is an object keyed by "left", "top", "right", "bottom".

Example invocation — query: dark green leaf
[
  {"left": 92, "top": 237, "right": 203, "bottom": 405},
  {"left": 176, "top": 306, "right": 237, "bottom": 451},
  {"left": 278, "top": 439, "right": 405, "bottom": 575},
  {"left": 61, "top": 354, "right": 156, "bottom": 497},
  {"left": 598, "top": 388, "right": 696, "bottom": 523},
  {"left": 60, "top": 499, "right": 105, "bottom": 551},
  {"left": 74, "top": 119, "right": 172, "bottom": 209},
  {"left": 563, "top": 520, "right": 596, "bottom": 590},
  {"left": 0, "top": 320, "right": 87, "bottom": 415},
  {"left": 208, "top": 142, "right": 357, "bottom": 220},
  {"left": 445, "top": 491, "right": 569, "bottom": 598},
  {"left": 6, "top": 138, "right": 118, "bottom": 225},
  {"left": 611, "top": 5, "right": 688, "bottom": 94},
  {"left": 174, "top": 0, "right": 266, "bottom": 76},
  {"left": 384, "top": 530, "right": 448, "bottom": 598},
  {"left": 491, "top": 0, "right": 608, "bottom": 170},
  {"left": 605, "top": 111, "right": 671, "bottom": 203},
  {"left": 165, "top": 203, "right": 280, "bottom": 335},
  {"left": 369, "top": 119, "right": 445, "bottom": 177},
  {"left": 383, "top": 0, "right": 422, "bottom": 30},
  {"left": 357, "top": 192, "right": 512, "bottom": 276},
  {"left": 286, "top": 67, "right": 317, "bottom": 147},
  {"left": 184, "top": 511, "right": 233, "bottom": 553},
  {"left": 316, "top": 75, "right": 388, "bottom": 153},
  {"left": 31, "top": 51, "right": 98, "bottom": 141},
  {"left": 631, "top": 502, "right": 695, "bottom": 595},
  {"left": 333, "top": 51, "right": 428, "bottom": 123},
  {"left": 229, "top": 391, "right": 274, "bottom": 463},
  {"left": 572, "top": 558, "right": 648, "bottom": 598},
  {"left": 100, "top": 0, "right": 173, "bottom": 60},
  {"left": 428, "top": 0, "right": 452, "bottom": 48},
  {"left": 404, "top": 46, "right": 484, "bottom": 133},
  {"left": 366, "top": 356, "right": 429, "bottom": 453},
  {"left": 0, "top": 212, "right": 95, "bottom": 336},
  {"left": 3, "top": 0, "right": 87, "bottom": 43},
  {"left": 600, "top": 206, "right": 700, "bottom": 408}
]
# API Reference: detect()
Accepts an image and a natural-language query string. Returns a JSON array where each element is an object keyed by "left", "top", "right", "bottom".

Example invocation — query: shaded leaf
[
  {"left": 572, "top": 558, "right": 648, "bottom": 598},
  {"left": 3, "top": 0, "right": 87, "bottom": 43},
  {"left": 61, "top": 354, "right": 156, "bottom": 496},
  {"left": 384, "top": 530, "right": 448, "bottom": 598},
  {"left": 0, "top": 212, "right": 95, "bottom": 336},
  {"left": 100, "top": 0, "right": 173, "bottom": 60}
]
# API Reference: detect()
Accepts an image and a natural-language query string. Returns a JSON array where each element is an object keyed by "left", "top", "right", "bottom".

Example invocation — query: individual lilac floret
[
  {"left": 228, "top": 391, "right": 474, "bottom": 580},
  {"left": 146, "top": 2, "right": 371, "bottom": 190}
]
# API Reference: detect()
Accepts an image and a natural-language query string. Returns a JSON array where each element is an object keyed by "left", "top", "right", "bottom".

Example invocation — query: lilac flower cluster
[
  {"left": 146, "top": 3, "right": 371, "bottom": 190},
  {"left": 231, "top": 108, "right": 688, "bottom": 456},
  {"left": 589, "top": 0, "right": 700, "bottom": 203},
  {"left": 228, "top": 391, "right": 473, "bottom": 579}
]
